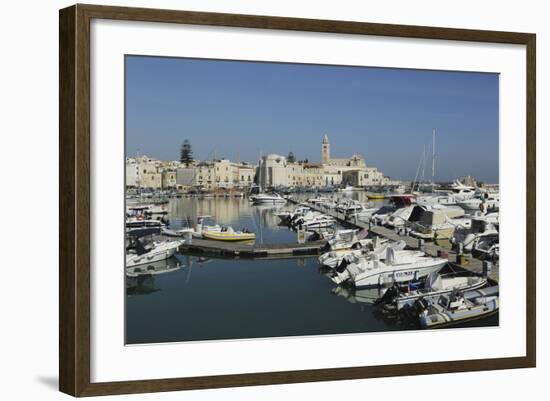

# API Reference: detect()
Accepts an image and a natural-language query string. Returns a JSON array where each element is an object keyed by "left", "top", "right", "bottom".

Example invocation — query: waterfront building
[
  {"left": 342, "top": 167, "right": 386, "bottom": 187},
  {"left": 176, "top": 167, "right": 196, "bottom": 191},
  {"left": 126, "top": 158, "right": 140, "bottom": 187},
  {"left": 177, "top": 159, "right": 256, "bottom": 191},
  {"left": 125, "top": 155, "right": 162, "bottom": 188},
  {"left": 162, "top": 170, "right": 177, "bottom": 189},
  {"left": 258, "top": 154, "right": 292, "bottom": 188},
  {"left": 140, "top": 172, "right": 162, "bottom": 189},
  {"left": 236, "top": 163, "right": 255, "bottom": 188},
  {"left": 258, "top": 135, "right": 388, "bottom": 189}
]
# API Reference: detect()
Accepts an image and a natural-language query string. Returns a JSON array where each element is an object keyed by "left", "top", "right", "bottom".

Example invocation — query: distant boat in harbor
[
  {"left": 250, "top": 192, "right": 287, "bottom": 204},
  {"left": 367, "top": 193, "right": 385, "bottom": 200}
]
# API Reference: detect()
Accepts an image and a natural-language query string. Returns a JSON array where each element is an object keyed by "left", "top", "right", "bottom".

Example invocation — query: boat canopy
[
  {"left": 426, "top": 271, "right": 443, "bottom": 291},
  {"left": 388, "top": 195, "right": 416, "bottom": 207},
  {"left": 411, "top": 205, "right": 465, "bottom": 225}
]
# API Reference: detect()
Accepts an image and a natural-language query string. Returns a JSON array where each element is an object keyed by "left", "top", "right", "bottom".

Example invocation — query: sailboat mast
[{"left": 432, "top": 129, "right": 436, "bottom": 191}]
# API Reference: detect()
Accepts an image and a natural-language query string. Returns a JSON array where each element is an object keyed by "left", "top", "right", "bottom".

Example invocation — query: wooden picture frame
[{"left": 59, "top": 3, "right": 536, "bottom": 397}]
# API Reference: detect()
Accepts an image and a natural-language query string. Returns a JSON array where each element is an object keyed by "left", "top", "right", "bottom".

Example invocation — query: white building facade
[{"left": 258, "top": 135, "right": 388, "bottom": 189}]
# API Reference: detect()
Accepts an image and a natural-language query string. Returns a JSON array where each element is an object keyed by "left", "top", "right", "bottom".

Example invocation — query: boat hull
[
  {"left": 396, "top": 278, "right": 488, "bottom": 311},
  {"left": 202, "top": 231, "right": 256, "bottom": 242},
  {"left": 420, "top": 297, "right": 499, "bottom": 328},
  {"left": 126, "top": 246, "right": 177, "bottom": 267},
  {"left": 353, "top": 261, "right": 446, "bottom": 288}
]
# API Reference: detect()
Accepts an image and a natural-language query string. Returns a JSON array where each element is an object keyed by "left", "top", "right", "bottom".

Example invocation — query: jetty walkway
[{"left": 179, "top": 238, "right": 327, "bottom": 259}]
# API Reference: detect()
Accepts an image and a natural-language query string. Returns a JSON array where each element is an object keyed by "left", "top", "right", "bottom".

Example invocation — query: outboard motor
[
  {"left": 309, "top": 232, "right": 321, "bottom": 242},
  {"left": 335, "top": 257, "right": 349, "bottom": 273},
  {"left": 376, "top": 283, "right": 400, "bottom": 306},
  {"left": 412, "top": 297, "right": 429, "bottom": 317},
  {"left": 321, "top": 241, "right": 331, "bottom": 252}
]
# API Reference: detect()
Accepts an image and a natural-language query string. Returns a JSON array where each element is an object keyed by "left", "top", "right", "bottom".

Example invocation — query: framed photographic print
[{"left": 59, "top": 4, "right": 536, "bottom": 397}]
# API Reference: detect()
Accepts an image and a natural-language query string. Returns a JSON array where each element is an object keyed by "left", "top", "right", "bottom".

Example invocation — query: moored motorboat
[
  {"left": 330, "top": 246, "right": 446, "bottom": 288},
  {"left": 126, "top": 238, "right": 184, "bottom": 268},
  {"left": 367, "top": 193, "right": 385, "bottom": 200},
  {"left": 276, "top": 205, "right": 311, "bottom": 224},
  {"left": 471, "top": 235, "right": 499, "bottom": 261},
  {"left": 451, "top": 212, "right": 499, "bottom": 252},
  {"left": 457, "top": 193, "right": 500, "bottom": 212},
  {"left": 319, "top": 238, "right": 402, "bottom": 269},
  {"left": 409, "top": 204, "right": 469, "bottom": 240},
  {"left": 251, "top": 192, "right": 287, "bottom": 204},
  {"left": 293, "top": 212, "right": 336, "bottom": 229},
  {"left": 382, "top": 270, "right": 488, "bottom": 312},
  {"left": 417, "top": 286, "right": 499, "bottom": 328},
  {"left": 202, "top": 227, "right": 256, "bottom": 242}
]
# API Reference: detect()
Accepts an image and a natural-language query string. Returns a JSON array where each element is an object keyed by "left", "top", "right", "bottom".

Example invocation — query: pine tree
[
  {"left": 287, "top": 151, "right": 296, "bottom": 163},
  {"left": 180, "top": 139, "right": 193, "bottom": 166}
]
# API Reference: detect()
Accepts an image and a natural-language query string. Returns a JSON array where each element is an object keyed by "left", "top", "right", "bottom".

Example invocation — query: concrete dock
[{"left": 179, "top": 238, "right": 327, "bottom": 258}]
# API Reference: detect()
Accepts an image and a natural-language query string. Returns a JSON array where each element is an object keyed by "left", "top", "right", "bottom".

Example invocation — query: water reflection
[
  {"left": 126, "top": 195, "right": 497, "bottom": 343},
  {"left": 126, "top": 256, "right": 183, "bottom": 295},
  {"left": 331, "top": 286, "right": 387, "bottom": 305}
]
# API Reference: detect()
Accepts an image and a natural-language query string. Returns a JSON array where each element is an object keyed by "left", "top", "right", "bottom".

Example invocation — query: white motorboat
[
  {"left": 457, "top": 193, "right": 500, "bottom": 212},
  {"left": 319, "top": 237, "right": 397, "bottom": 269},
  {"left": 374, "top": 195, "right": 416, "bottom": 227},
  {"left": 415, "top": 194, "right": 458, "bottom": 206},
  {"left": 126, "top": 238, "right": 184, "bottom": 268},
  {"left": 325, "top": 229, "right": 368, "bottom": 250},
  {"left": 330, "top": 246, "right": 446, "bottom": 288},
  {"left": 293, "top": 212, "right": 336, "bottom": 229},
  {"left": 126, "top": 203, "right": 168, "bottom": 216},
  {"left": 320, "top": 248, "right": 370, "bottom": 269},
  {"left": 161, "top": 227, "right": 195, "bottom": 238},
  {"left": 251, "top": 192, "right": 287, "bottom": 204},
  {"left": 126, "top": 217, "right": 166, "bottom": 229},
  {"left": 409, "top": 204, "right": 470, "bottom": 240},
  {"left": 384, "top": 270, "right": 488, "bottom": 311},
  {"left": 434, "top": 180, "right": 477, "bottom": 202},
  {"left": 472, "top": 235, "right": 499, "bottom": 261},
  {"left": 417, "top": 286, "right": 499, "bottom": 328},
  {"left": 452, "top": 212, "right": 499, "bottom": 252},
  {"left": 307, "top": 196, "right": 331, "bottom": 205},
  {"left": 276, "top": 205, "right": 311, "bottom": 224}
]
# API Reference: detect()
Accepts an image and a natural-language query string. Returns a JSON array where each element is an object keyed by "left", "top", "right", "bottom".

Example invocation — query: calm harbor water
[{"left": 126, "top": 193, "right": 498, "bottom": 344}]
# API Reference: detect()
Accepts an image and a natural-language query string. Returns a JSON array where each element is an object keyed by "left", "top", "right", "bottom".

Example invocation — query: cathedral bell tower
[{"left": 322, "top": 134, "right": 330, "bottom": 164}]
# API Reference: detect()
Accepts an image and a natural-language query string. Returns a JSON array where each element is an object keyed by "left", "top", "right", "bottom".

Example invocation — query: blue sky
[{"left": 125, "top": 56, "right": 499, "bottom": 183}]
